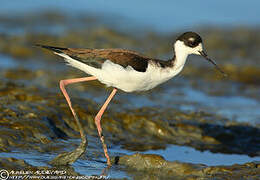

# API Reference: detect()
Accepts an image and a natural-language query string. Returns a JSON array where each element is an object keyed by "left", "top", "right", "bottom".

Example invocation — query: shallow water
[
  {"left": 157, "top": 85, "right": 260, "bottom": 124},
  {"left": 145, "top": 145, "right": 260, "bottom": 166},
  {"left": 0, "top": 54, "right": 17, "bottom": 68},
  {"left": 0, "top": 151, "right": 129, "bottom": 179},
  {"left": 0, "top": 140, "right": 259, "bottom": 179},
  {"left": 80, "top": 80, "right": 260, "bottom": 125}
]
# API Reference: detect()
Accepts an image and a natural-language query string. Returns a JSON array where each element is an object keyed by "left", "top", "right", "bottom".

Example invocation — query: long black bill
[{"left": 199, "top": 51, "right": 228, "bottom": 77}]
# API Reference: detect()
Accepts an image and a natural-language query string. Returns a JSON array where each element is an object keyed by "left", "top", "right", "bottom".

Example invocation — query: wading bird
[{"left": 37, "top": 32, "right": 226, "bottom": 166}]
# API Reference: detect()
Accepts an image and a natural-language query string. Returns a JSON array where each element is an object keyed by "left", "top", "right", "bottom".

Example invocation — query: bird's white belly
[
  {"left": 61, "top": 54, "right": 178, "bottom": 92},
  {"left": 94, "top": 60, "right": 175, "bottom": 92}
]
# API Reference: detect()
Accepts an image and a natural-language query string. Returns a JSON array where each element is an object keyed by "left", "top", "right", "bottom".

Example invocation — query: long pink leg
[
  {"left": 60, "top": 76, "right": 97, "bottom": 140},
  {"left": 95, "top": 88, "right": 117, "bottom": 166}
]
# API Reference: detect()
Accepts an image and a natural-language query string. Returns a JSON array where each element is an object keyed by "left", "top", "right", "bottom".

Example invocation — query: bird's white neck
[{"left": 172, "top": 40, "right": 190, "bottom": 75}]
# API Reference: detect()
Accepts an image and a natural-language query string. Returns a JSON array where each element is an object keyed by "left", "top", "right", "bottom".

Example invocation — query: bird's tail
[
  {"left": 35, "top": 44, "right": 97, "bottom": 75},
  {"left": 35, "top": 44, "right": 68, "bottom": 54}
]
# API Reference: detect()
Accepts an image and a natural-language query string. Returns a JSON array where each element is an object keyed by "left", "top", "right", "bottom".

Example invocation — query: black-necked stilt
[{"left": 37, "top": 32, "right": 226, "bottom": 166}]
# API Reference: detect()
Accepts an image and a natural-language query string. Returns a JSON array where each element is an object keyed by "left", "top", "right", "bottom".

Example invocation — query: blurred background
[
  {"left": 0, "top": 1, "right": 260, "bottom": 179},
  {"left": 1, "top": 0, "right": 260, "bottom": 31}
]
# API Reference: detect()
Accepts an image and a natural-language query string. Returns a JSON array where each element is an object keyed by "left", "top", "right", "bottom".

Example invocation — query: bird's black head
[
  {"left": 177, "top": 31, "right": 202, "bottom": 48},
  {"left": 174, "top": 31, "right": 227, "bottom": 77}
]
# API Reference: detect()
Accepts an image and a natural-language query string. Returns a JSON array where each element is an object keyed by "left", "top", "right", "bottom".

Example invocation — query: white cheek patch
[
  {"left": 191, "top": 43, "right": 203, "bottom": 55},
  {"left": 188, "top": 37, "right": 195, "bottom": 42},
  {"left": 175, "top": 41, "right": 203, "bottom": 55}
]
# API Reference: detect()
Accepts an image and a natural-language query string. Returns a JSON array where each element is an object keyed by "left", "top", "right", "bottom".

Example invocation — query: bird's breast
[{"left": 95, "top": 60, "right": 176, "bottom": 92}]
